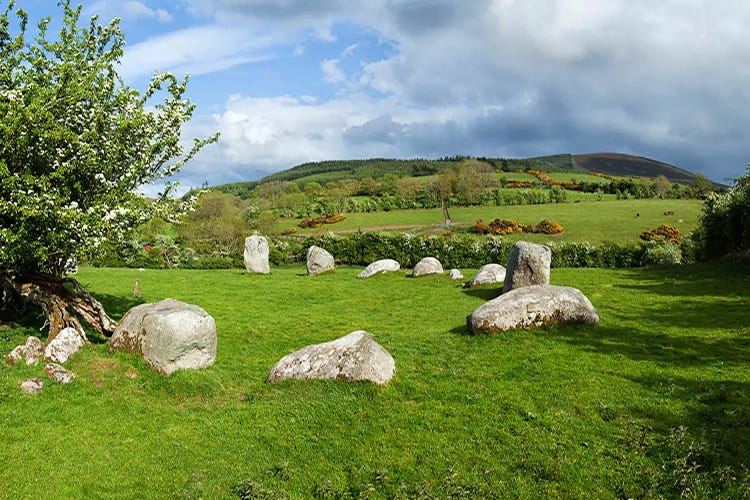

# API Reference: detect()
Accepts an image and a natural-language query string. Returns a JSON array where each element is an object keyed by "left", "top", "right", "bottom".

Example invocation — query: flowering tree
[{"left": 0, "top": 1, "right": 217, "bottom": 339}]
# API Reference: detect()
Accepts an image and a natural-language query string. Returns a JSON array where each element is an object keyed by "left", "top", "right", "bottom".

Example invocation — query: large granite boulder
[
  {"left": 44, "top": 327, "right": 86, "bottom": 364},
  {"left": 307, "top": 245, "right": 335, "bottom": 275},
  {"left": 244, "top": 235, "right": 270, "bottom": 274},
  {"left": 109, "top": 298, "right": 217, "bottom": 375},
  {"left": 467, "top": 285, "right": 599, "bottom": 333},
  {"left": 502, "top": 242, "right": 551, "bottom": 293},
  {"left": 357, "top": 259, "right": 401, "bottom": 279},
  {"left": 465, "top": 263, "right": 506, "bottom": 288},
  {"left": 266, "top": 330, "right": 395, "bottom": 386},
  {"left": 413, "top": 257, "right": 443, "bottom": 277}
]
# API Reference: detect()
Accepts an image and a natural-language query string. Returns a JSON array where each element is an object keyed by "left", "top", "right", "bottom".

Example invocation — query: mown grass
[
  {"left": 1, "top": 263, "right": 748, "bottom": 498},
  {"left": 286, "top": 199, "right": 701, "bottom": 243}
]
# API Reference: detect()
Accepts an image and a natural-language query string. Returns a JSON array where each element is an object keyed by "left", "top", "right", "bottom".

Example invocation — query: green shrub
[
  {"left": 642, "top": 241, "right": 683, "bottom": 266},
  {"left": 694, "top": 165, "right": 750, "bottom": 260}
]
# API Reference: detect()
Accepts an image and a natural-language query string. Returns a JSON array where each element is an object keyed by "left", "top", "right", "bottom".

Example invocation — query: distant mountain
[
  {"left": 207, "top": 152, "right": 706, "bottom": 198},
  {"left": 572, "top": 153, "right": 698, "bottom": 184}
]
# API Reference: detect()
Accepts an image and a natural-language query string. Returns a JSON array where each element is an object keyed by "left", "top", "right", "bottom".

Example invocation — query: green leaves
[{"left": 0, "top": 1, "right": 217, "bottom": 275}]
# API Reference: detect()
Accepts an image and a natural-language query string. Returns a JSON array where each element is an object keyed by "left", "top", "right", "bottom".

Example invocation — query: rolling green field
[
  {"left": 1, "top": 264, "right": 748, "bottom": 498},
  {"left": 286, "top": 199, "right": 701, "bottom": 243}
]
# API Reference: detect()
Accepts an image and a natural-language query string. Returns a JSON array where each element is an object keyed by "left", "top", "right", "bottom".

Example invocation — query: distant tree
[
  {"left": 690, "top": 174, "right": 714, "bottom": 199},
  {"left": 455, "top": 159, "right": 494, "bottom": 204},
  {"left": 654, "top": 175, "right": 672, "bottom": 199},
  {"left": 179, "top": 191, "right": 247, "bottom": 257},
  {"left": 0, "top": 2, "right": 217, "bottom": 339}
]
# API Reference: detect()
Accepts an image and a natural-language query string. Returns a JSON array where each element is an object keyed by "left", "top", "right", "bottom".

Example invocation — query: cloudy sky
[{"left": 19, "top": 0, "right": 750, "bottom": 190}]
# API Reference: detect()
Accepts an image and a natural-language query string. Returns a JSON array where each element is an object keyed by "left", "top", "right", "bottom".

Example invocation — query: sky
[{"left": 14, "top": 0, "right": 750, "bottom": 192}]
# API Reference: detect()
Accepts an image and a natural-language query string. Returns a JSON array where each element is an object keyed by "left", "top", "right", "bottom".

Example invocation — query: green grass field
[
  {"left": 1, "top": 264, "right": 748, "bottom": 497},
  {"left": 285, "top": 199, "right": 702, "bottom": 243},
  {"left": 545, "top": 172, "right": 611, "bottom": 184}
]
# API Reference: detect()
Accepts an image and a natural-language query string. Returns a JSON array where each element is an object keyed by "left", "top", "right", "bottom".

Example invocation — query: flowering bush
[
  {"left": 640, "top": 224, "right": 681, "bottom": 244},
  {"left": 528, "top": 220, "right": 565, "bottom": 234},
  {"left": 469, "top": 218, "right": 526, "bottom": 235}
]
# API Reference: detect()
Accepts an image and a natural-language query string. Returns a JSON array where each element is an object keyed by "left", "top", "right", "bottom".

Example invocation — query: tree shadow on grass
[
  {"left": 94, "top": 293, "right": 144, "bottom": 321},
  {"left": 461, "top": 287, "right": 502, "bottom": 301},
  {"left": 550, "top": 264, "right": 750, "bottom": 495}
]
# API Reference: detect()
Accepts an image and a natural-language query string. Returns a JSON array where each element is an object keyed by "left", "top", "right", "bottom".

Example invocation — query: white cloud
[
  {"left": 120, "top": 26, "right": 281, "bottom": 80},
  {"left": 169, "top": 0, "right": 750, "bottom": 182},
  {"left": 321, "top": 58, "right": 346, "bottom": 84},
  {"left": 87, "top": 1, "right": 173, "bottom": 23}
]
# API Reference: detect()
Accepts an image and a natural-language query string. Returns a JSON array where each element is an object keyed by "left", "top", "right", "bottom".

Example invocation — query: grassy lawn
[
  {"left": 1, "top": 264, "right": 748, "bottom": 497},
  {"left": 285, "top": 199, "right": 702, "bottom": 244}
]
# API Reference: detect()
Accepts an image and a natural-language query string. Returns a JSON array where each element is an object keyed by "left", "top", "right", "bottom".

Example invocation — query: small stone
[
  {"left": 413, "top": 257, "right": 443, "bottom": 277},
  {"left": 5, "top": 345, "right": 25, "bottom": 366},
  {"left": 449, "top": 269, "right": 464, "bottom": 280},
  {"left": 24, "top": 336, "right": 44, "bottom": 366},
  {"left": 44, "top": 363, "right": 76, "bottom": 384},
  {"left": 44, "top": 327, "right": 86, "bottom": 364},
  {"left": 357, "top": 259, "right": 400, "bottom": 279},
  {"left": 307, "top": 245, "right": 335, "bottom": 276},
  {"left": 465, "top": 263, "right": 506, "bottom": 288},
  {"left": 20, "top": 378, "right": 44, "bottom": 394}
]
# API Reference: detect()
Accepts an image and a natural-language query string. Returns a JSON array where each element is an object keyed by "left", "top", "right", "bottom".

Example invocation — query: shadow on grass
[
  {"left": 461, "top": 287, "right": 502, "bottom": 301},
  {"left": 551, "top": 264, "right": 750, "bottom": 495}
]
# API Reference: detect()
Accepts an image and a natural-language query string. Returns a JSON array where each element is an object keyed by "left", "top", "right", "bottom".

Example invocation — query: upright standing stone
[
  {"left": 502, "top": 242, "right": 551, "bottom": 293},
  {"left": 307, "top": 246, "right": 335, "bottom": 276},
  {"left": 244, "top": 235, "right": 270, "bottom": 274}
]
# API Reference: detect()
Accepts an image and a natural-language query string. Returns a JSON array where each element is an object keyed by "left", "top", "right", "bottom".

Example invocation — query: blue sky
[{"left": 14, "top": 1, "right": 750, "bottom": 192}]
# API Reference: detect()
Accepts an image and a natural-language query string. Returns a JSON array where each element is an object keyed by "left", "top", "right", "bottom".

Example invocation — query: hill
[
  {"left": 207, "top": 152, "right": 706, "bottom": 199},
  {"left": 572, "top": 152, "right": 697, "bottom": 184}
]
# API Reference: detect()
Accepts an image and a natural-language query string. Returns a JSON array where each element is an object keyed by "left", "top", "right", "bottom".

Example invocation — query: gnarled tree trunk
[{"left": 1, "top": 270, "right": 116, "bottom": 341}]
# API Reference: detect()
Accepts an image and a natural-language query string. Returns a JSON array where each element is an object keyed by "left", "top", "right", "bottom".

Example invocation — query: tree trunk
[{"left": 0, "top": 270, "right": 117, "bottom": 341}]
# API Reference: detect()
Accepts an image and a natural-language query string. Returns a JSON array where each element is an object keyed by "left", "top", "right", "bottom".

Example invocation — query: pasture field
[
  {"left": 545, "top": 172, "right": 611, "bottom": 184},
  {"left": 286, "top": 199, "right": 702, "bottom": 243},
  {"left": 1, "top": 264, "right": 748, "bottom": 497}
]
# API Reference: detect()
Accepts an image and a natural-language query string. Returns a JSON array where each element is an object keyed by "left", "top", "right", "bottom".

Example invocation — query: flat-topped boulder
[
  {"left": 465, "top": 263, "right": 506, "bottom": 288},
  {"left": 266, "top": 330, "right": 395, "bottom": 386},
  {"left": 357, "top": 259, "right": 401, "bottom": 279},
  {"left": 307, "top": 245, "right": 335, "bottom": 276},
  {"left": 502, "top": 242, "right": 551, "bottom": 293},
  {"left": 413, "top": 257, "right": 443, "bottom": 277},
  {"left": 467, "top": 285, "right": 599, "bottom": 333},
  {"left": 109, "top": 298, "right": 217, "bottom": 375},
  {"left": 244, "top": 235, "right": 270, "bottom": 274}
]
